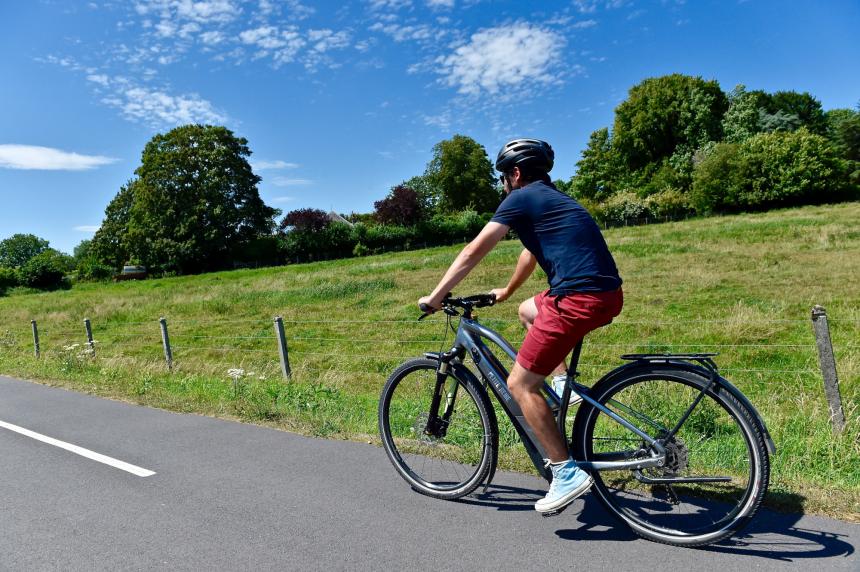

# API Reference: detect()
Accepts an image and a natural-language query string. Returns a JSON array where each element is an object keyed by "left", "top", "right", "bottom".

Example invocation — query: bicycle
[{"left": 378, "top": 293, "right": 774, "bottom": 547}]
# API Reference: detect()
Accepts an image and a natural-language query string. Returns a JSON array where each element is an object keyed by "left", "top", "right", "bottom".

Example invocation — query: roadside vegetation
[{"left": 0, "top": 202, "right": 857, "bottom": 520}]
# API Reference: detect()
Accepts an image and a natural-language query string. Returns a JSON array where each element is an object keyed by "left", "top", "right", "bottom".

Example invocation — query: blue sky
[{"left": 1, "top": 0, "right": 858, "bottom": 255}]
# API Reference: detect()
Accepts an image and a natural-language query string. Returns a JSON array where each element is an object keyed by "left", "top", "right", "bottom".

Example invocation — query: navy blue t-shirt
[{"left": 490, "top": 181, "right": 622, "bottom": 294}]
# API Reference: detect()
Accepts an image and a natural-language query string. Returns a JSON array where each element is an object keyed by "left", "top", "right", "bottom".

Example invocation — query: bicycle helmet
[{"left": 495, "top": 138, "right": 554, "bottom": 174}]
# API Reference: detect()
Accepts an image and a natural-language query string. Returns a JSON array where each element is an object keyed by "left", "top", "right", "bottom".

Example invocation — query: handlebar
[{"left": 419, "top": 292, "right": 496, "bottom": 320}]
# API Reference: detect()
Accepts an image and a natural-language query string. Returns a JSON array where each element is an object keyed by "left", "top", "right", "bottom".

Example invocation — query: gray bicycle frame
[{"left": 449, "top": 315, "right": 666, "bottom": 479}]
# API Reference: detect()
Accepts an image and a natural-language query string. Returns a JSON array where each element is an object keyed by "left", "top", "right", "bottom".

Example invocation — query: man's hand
[
  {"left": 490, "top": 287, "right": 510, "bottom": 303},
  {"left": 418, "top": 295, "right": 443, "bottom": 313}
]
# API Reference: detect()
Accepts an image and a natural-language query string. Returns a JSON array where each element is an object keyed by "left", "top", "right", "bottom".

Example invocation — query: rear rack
[{"left": 620, "top": 353, "right": 719, "bottom": 372}]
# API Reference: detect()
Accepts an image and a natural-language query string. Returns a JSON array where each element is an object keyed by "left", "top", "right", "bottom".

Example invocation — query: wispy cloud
[
  {"left": 252, "top": 160, "right": 300, "bottom": 170},
  {"left": 271, "top": 177, "right": 312, "bottom": 187},
  {"left": 271, "top": 196, "right": 296, "bottom": 203},
  {"left": 436, "top": 23, "right": 564, "bottom": 96},
  {"left": 0, "top": 145, "right": 117, "bottom": 171},
  {"left": 74, "top": 225, "right": 101, "bottom": 232}
]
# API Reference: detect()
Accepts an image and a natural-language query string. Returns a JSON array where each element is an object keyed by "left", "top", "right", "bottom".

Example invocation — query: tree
[
  {"left": 116, "top": 125, "right": 278, "bottom": 274},
  {"left": 374, "top": 185, "right": 422, "bottom": 226},
  {"left": 757, "top": 109, "right": 802, "bottom": 134},
  {"left": 826, "top": 108, "right": 860, "bottom": 163},
  {"left": 278, "top": 208, "right": 330, "bottom": 233},
  {"left": 571, "top": 127, "right": 625, "bottom": 201},
  {"left": 612, "top": 74, "right": 729, "bottom": 172},
  {"left": 766, "top": 91, "right": 827, "bottom": 135},
  {"left": 722, "top": 85, "right": 770, "bottom": 143},
  {"left": 0, "top": 233, "right": 49, "bottom": 268},
  {"left": 424, "top": 135, "right": 498, "bottom": 213},
  {"left": 91, "top": 179, "right": 137, "bottom": 269}
]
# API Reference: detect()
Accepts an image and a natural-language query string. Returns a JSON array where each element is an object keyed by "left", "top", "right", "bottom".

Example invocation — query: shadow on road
[{"left": 460, "top": 485, "right": 855, "bottom": 561}]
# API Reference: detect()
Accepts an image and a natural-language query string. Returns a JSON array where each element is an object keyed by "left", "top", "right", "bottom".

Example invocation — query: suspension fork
[{"left": 424, "top": 357, "right": 460, "bottom": 438}]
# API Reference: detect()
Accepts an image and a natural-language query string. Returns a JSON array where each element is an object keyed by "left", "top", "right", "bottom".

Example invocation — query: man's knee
[
  {"left": 508, "top": 364, "right": 544, "bottom": 399},
  {"left": 518, "top": 298, "right": 537, "bottom": 329}
]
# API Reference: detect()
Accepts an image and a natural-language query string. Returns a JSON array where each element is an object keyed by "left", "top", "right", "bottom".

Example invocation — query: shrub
[
  {"left": 645, "top": 188, "right": 693, "bottom": 219},
  {"left": 19, "top": 249, "right": 70, "bottom": 290},
  {"left": 75, "top": 259, "right": 116, "bottom": 282},
  {"left": 691, "top": 129, "right": 852, "bottom": 213},
  {"left": 279, "top": 208, "right": 330, "bottom": 233},
  {"left": 0, "top": 266, "right": 18, "bottom": 294},
  {"left": 601, "top": 191, "right": 649, "bottom": 225}
]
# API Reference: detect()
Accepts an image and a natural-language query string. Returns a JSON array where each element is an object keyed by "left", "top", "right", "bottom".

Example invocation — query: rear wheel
[
  {"left": 379, "top": 359, "right": 496, "bottom": 499},
  {"left": 572, "top": 365, "right": 769, "bottom": 546}
]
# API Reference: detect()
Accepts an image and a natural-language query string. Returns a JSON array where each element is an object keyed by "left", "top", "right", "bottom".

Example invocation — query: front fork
[{"left": 424, "top": 359, "right": 459, "bottom": 438}]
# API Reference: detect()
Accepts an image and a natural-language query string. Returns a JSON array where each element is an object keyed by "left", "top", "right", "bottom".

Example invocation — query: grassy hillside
[{"left": 1, "top": 202, "right": 858, "bottom": 518}]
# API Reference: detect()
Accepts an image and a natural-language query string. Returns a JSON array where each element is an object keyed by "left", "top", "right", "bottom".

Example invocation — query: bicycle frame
[{"left": 432, "top": 315, "right": 667, "bottom": 482}]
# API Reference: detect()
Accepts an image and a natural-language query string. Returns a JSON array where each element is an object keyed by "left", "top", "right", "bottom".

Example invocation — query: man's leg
[
  {"left": 508, "top": 361, "right": 593, "bottom": 513},
  {"left": 507, "top": 362, "right": 568, "bottom": 462},
  {"left": 518, "top": 298, "right": 566, "bottom": 377}
]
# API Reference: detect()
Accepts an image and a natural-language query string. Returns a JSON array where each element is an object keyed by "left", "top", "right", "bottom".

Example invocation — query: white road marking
[{"left": 0, "top": 419, "right": 156, "bottom": 477}]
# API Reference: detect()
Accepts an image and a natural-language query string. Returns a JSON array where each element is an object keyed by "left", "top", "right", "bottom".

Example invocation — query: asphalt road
[{"left": 0, "top": 374, "right": 857, "bottom": 571}]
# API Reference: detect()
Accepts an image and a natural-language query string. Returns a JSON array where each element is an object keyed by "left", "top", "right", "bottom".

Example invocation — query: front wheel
[
  {"left": 378, "top": 358, "right": 496, "bottom": 500},
  {"left": 572, "top": 364, "right": 770, "bottom": 547}
]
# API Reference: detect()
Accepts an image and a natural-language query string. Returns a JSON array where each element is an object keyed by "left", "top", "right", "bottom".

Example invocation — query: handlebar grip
[{"left": 419, "top": 303, "right": 432, "bottom": 313}]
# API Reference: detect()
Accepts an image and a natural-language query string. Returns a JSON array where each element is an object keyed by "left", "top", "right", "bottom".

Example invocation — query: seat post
[{"left": 566, "top": 340, "right": 584, "bottom": 380}]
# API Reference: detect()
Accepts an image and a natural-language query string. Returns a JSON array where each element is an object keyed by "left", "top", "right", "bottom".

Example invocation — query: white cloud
[
  {"left": 135, "top": 0, "right": 240, "bottom": 24},
  {"left": 308, "top": 29, "right": 351, "bottom": 52},
  {"left": 86, "top": 73, "right": 110, "bottom": 86},
  {"left": 239, "top": 25, "right": 306, "bottom": 64},
  {"left": 105, "top": 84, "right": 227, "bottom": 126},
  {"left": 74, "top": 225, "right": 101, "bottom": 232},
  {"left": 427, "top": 0, "right": 454, "bottom": 7},
  {"left": 0, "top": 145, "right": 118, "bottom": 171},
  {"left": 369, "top": 22, "right": 434, "bottom": 42},
  {"left": 271, "top": 177, "right": 312, "bottom": 187},
  {"left": 368, "top": 0, "right": 411, "bottom": 10},
  {"left": 436, "top": 23, "right": 565, "bottom": 96},
  {"left": 271, "top": 196, "right": 296, "bottom": 203},
  {"left": 253, "top": 160, "right": 299, "bottom": 170},
  {"left": 572, "top": 19, "right": 598, "bottom": 29}
]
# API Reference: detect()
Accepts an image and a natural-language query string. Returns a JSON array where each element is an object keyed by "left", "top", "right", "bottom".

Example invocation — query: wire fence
[{"left": 4, "top": 305, "right": 854, "bottom": 433}]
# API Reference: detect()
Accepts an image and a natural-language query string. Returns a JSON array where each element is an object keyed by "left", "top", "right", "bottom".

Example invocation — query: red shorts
[{"left": 516, "top": 288, "right": 623, "bottom": 376}]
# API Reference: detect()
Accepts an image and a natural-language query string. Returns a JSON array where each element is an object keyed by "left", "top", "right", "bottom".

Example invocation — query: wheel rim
[
  {"left": 383, "top": 364, "right": 489, "bottom": 492},
  {"left": 582, "top": 374, "right": 759, "bottom": 540}
]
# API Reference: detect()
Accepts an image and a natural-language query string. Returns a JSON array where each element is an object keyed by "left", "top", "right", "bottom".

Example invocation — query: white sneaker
[
  {"left": 535, "top": 459, "right": 593, "bottom": 514},
  {"left": 552, "top": 375, "right": 582, "bottom": 406}
]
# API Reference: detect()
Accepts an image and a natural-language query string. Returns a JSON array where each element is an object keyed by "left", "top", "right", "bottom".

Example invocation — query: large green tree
[
  {"left": 612, "top": 74, "right": 729, "bottom": 172},
  {"left": 722, "top": 85, "right": 771, "bottom": 143},
  {"left": 98, "top": 125, "right": 278, "bottom": 274},
  {"left": 423, "top": 135, "right": 498, "bottom": 213},
  {"left": 0, "top": 233, "right": 50, "bottom": 268}
]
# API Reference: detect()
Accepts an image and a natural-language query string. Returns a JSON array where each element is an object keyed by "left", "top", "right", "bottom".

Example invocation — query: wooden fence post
[
  {"left": 159, "top": 317, "right": 173, "bottom": 371},
  {"left": 84, "top": 318, "right": 95, "bottom": 356},
  {"left": 274, "top": 316, "right": 291, "bottom": 379},
  {"left": 31, "top": 320, "right": 40, "bottom": 358},
  {"left": 811, "top": 305, "right": 846, "bottom": 434}
]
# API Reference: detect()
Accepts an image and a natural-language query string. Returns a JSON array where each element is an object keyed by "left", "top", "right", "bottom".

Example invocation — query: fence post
[
  {"left": 274, "top": 316, "right": 291, "bottom": 379},
  {"left": 84, "top": 318, "right": 95, "bottom": 356},
  {"left": 31, "top": 320, "right": 40, "bottom": 358},
  {"left": 159, "top": 317, "right": 173, "bottom": 371},
  {"left": 811, "top": 305, "right": 846, "bottom": 434}
]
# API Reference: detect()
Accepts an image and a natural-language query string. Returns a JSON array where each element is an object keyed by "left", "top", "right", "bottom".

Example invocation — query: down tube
[{"left": 459, "top": 322, "right": 552, "bottom": 479}]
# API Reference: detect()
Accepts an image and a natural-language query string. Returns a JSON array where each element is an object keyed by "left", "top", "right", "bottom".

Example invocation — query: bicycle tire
[
  {"left": 572, "top": 364, "right": 769, "bottom": 547},
  {"left": 378, "top": 358, "right": 497, "bottom": 500}
]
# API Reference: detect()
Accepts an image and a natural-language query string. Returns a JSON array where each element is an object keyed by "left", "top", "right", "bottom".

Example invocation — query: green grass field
[{"left": 1, "top": 202, "right": 858, "bottom": 519}]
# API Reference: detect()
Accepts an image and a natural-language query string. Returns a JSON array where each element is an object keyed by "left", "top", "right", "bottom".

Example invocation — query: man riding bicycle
[{"left": 418, "top": 138, "right": 623, "bottom": 515}]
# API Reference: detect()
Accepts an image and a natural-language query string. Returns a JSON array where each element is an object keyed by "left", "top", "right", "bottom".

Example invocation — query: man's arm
[
  {"left": 491, "top": 248, "right": 536, "bottom": 302},
  {"left": 419, "top": 222, "right": 510, "bottom": 310}
]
